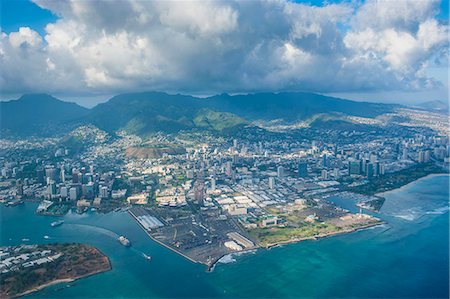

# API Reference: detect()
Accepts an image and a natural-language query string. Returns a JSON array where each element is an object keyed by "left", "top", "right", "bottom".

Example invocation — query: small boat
[
  {"left": 118, "top": 236, "right": 131, "bottom": 247},
  {"left": 6, "top": 200, "right": 23, "bottom": 207},
  {"left": 142, "top": 253, "right": 152, "bottom": 261},
  {"left": 44, "top": 235, "right": 50, "bottom": 239},
  {"left": 51, "top": 220, "right": 64, "bottom": 227}
]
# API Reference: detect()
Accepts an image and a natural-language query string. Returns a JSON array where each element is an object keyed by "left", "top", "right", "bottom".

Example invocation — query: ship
[
  {"left": 118, "top": 236, "right": 131, "bottom": 247},
  {"left": 51, "top": 220, "right": 64, "bottom": 227},
  {"left": 142, "top": 253, "right": 152, "bottom": 261},
  {"left": 6, "top": 200, "right": 24, "bottom": 207}
]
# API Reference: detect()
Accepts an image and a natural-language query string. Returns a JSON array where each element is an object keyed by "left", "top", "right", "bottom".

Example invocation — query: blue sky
[
  {"left": 1, "top": 0, "right": 56, "bottom": 35},
  {"left": 0, "top": 0, "right": 448, "bottom": 105}
]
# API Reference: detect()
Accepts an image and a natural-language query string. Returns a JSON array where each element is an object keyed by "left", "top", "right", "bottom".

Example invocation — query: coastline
[
  {"left": 12, "top": 264, "right": 112, "bottom": 299},
  {"left": 263, "top": 220, "right": 384, "bottom": 249},
  {"left": 13, "top": 278, "right": 75, "bottom": 298},
  {"left": 208, "top": 221, "right": 384, "bottom": 271},
  {"left": 128, "top": 210, "right": 201, "bottom": 265},
  {"left": 4, "top": 246, "right": 112, "bottom": 299},
  {"left": 129, "top": 209, "right": 259, "bottom": 272},
  {"left": 376, "top": 173, "right": 449, "bottom": 197},
  {"left": 129, "top": 207, "right": 385, "bottom": 272}
]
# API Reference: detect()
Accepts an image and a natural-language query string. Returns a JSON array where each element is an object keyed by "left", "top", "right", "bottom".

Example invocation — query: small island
[{"left": 0, "top": 243, "right": 111, "bottom": 299}]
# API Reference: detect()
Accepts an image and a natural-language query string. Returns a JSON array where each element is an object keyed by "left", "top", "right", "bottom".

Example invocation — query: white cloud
[{"left": 0, "top": 0, "right": 447, "bottom": 98}]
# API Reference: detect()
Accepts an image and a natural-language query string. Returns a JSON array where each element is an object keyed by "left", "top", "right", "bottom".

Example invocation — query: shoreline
[
  {"left": 208, "top": 221, "right": 384, "bottom": 271},
  {"left": 376, "top": 173, "right": 449, "bottom": 197},
  {"left": 263, "top": 220, "right": 384, "bottom": 249},
  {"left": 5, "top": 245, "right": 112, "bottom": 299},
  {"left": 14, "top": 278, "right": 75, "bottom": 298},
  {"left": 128, "top": 210, "right": 201, "bottom": 266},
  {"left": 12, "top": 264, "right": 112, "bottom": 299},
  {"left": 128, "top": 209, "right": 257, "bottom": 272},
  {"left": 128, "top": 207, "right": 385, "bottom": 272}
]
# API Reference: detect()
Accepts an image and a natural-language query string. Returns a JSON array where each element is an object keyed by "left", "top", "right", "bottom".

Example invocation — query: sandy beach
[{"left": 376, "top": 173, "right": 449, "bottom": 197}]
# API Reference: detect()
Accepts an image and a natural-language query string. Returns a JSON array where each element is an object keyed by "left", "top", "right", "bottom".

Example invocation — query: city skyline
[{"left": 0, "top": 1, "right": 449, "bottom": 298}]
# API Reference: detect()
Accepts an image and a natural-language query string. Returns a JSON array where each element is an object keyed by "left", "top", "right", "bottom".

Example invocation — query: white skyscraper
[
  {"left": 268, "top": 177, "right": 275, "bottom": 189},
  {"left": 277, "top": 166, "right": 284, "bottom": 179}
]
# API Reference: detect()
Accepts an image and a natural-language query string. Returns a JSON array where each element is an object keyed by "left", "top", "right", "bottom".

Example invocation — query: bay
[{"left": 1, "top": 175, "right": 448, "bottom": 298}]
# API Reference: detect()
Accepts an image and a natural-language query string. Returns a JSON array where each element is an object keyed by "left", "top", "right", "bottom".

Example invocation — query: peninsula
[{"left": 0, "top": 243, "right": 111, "bottom": 299}]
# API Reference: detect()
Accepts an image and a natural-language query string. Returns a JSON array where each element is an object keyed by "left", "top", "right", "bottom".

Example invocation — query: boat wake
[
  {"left": 65, "top": 223, "right": 120, "bottom": 239},
  {"left": 425, "top": 206, "right": 449, "bottom": 215}
]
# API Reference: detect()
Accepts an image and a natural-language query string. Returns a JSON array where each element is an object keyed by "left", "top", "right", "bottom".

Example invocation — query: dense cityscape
[
  {"left": 1, "top": 0, "right": 449, "bottom": 297},
  {"left": 1, "top": 104, "right": 448, "bottom": 269}
]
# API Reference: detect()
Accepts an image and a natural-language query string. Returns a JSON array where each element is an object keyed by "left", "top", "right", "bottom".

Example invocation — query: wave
[
  {"left": 392, "top": 213, "right": 418, "bottom": 221},
  {"left": 65, "top": 223, "right": 120, "bottom": 239},
  {"left": 362, "top": 224, "right": 389, "bottom": 231},
  {"left": 218, "top": 254, "right": 237, "bottom": 264},
  {"left": 425, "top": 206, "right": 450, "bottom": 215},
  {"left": 218, "top": 249, "right": 257, "bottom": 264},
  {"left": 390, "top": 205, "right": 449, "bottom": 221}
]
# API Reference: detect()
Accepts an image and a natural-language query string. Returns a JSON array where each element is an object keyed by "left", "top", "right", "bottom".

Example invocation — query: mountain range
[
  {"left": 0, "top": 92, "right": 399, "bottom": 138},
  {"left": 415, "top": 100, "right": 449, "bottom": 113}
]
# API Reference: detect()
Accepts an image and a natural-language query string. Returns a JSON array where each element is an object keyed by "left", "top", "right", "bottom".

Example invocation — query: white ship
[
  {"left": 142, "top": 253, "right": 152, "bottom": 261},
  {"left": 118, "top": 236, "right": 131, "bottom": 247},
  {"left": 51, "top": 220, "right": 64, "bottom": 227}
]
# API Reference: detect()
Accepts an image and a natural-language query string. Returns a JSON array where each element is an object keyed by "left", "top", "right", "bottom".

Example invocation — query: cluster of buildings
[
  {"left": 0, "top": 245, "right": 61, "bottom": 274},
  {"left": 0, "top": 116, "right": 448, "bottom": 220}
]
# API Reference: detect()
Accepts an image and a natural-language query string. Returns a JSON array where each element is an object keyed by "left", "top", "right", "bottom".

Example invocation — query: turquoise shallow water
[{"left": 1, "top": 175, "right": 449, "bottom": 298}]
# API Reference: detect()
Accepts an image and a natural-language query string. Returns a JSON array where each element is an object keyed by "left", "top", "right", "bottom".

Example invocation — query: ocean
[{"left": 1, "top": 174, "right": 448, "bottom": 298}]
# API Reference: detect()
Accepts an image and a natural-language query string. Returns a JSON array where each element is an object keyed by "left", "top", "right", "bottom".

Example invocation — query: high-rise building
[
  {"left": 298, "top": 162, "right": 308, "bottom": 178},
  {"left": 424, "top": 150, "right": 431, "bottom": 162},
  {"left": 349, "top": 161, "right": 361, "bottom": 175},
  {"left": 321, "top": 170, "right": 328, "bottom": 180},
  {"left": 36, "top": 167, "right": 45, "bottom": 184},
  {"left": 84, "top": 182, "right": 95, "bottom": 199},
  {"left": 210, "top": 178, "right": 216, "bottom": 191},
  {"left": 365, "top": 163, "right": 374, "bottom": 179},
  {"left": 374, "top": 162, "right": 380, "bottom": 176},
  {"left": 225, "top": 161, "right": 233, "bottom": 177},
  {"left": 45, "top": 167, "right": 59, "bottom": 183},
  {"left": 69, "top": 187, "right": 78, "bottom": 201},
  {"left": 72, "top": 169, "right": 79, "bottom": 183},
  {"left": 402, "top": 148, "right": 408, "bottom": 160},
  {"left": 277, "top": 166, "right": 284, "bottom": 179},
  {"left": 60, "top": 165, "right": 65, "bottom": 182},
  {"left": 418, "top": 150, "right": 425, "bottom": 163},
  {"left": 369, "top": 154, "right": 377, "bottom": 163},
  {"left": 322, "top": 154, "right": 328, "bottom": 168},
  {"left": 60, "top": 186, "right": 68, "bottom": 198},
  {"left": 379, "top": 164, "right": 385, "bottom": 175},
  {"left": 333, "top": 168, "right": 340, "bottom": 179},
  {"left": 100, "top": 186, "right": 109, "bottom": 199},
  {"left": 268, "top": 177, "right": 275, "bottom": 189}
]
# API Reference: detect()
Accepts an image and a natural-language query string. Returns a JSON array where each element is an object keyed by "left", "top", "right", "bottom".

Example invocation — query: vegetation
[
  {"left": 249, "top": 222, "right": 340, "bottom": 247},
  {"left": 349, "top": 163, "right": 447, "bottom": 195},
  {"left": 1, "top": 92, "right": 396, "bottom": 137},
  {"left": 193, "top": 109, "right": 246, "bottom": 131},
  {"left": 0, "top": 243, "right": 111, "bottom": 299},
  {"left": 0, "top": 94, "right": 88, "bottom": 137}
]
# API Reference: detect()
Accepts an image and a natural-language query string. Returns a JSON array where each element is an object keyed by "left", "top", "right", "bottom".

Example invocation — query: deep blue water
[{"left": 1, "top": 175, "right": 449, "bottom": 298}]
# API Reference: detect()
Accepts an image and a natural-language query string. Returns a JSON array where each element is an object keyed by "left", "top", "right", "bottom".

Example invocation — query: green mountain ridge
[
  {"left": 0, "top": 91, "right": 399, "bottom": 137},
  {"left": 0, "top": 94, "right": 89, "bottom": 137}
]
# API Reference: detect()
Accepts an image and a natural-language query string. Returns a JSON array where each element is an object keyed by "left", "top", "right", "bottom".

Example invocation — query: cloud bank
[{"left": 1, "top": 0, "right": 448, "bottom": 97}]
